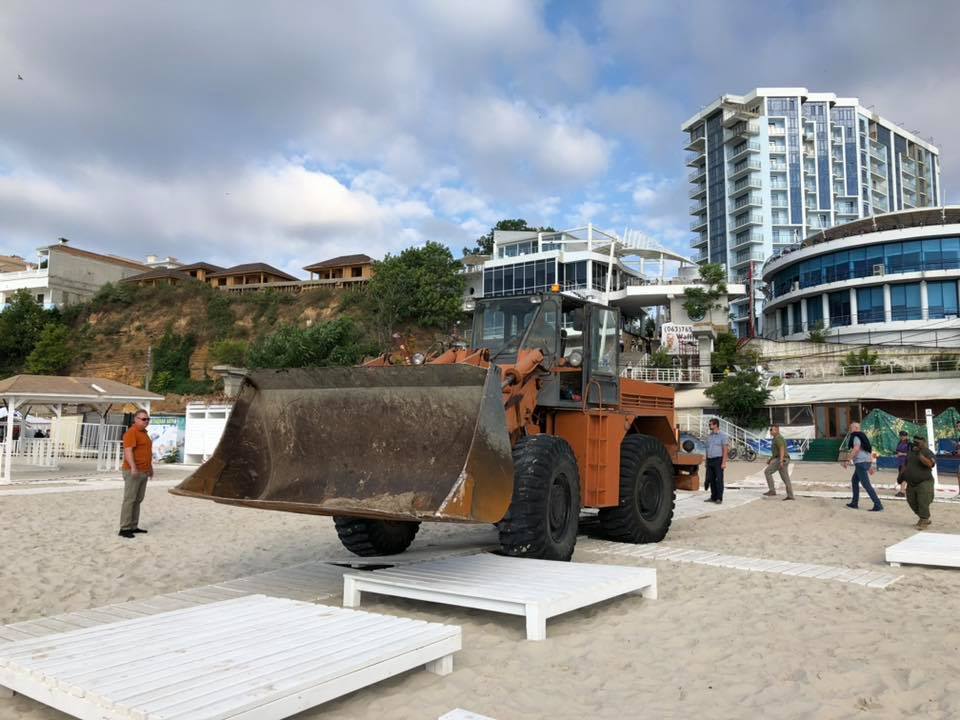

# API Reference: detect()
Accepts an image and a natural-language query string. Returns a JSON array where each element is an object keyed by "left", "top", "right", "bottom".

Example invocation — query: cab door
[{"left": 584, "top": 304, "right": 620, "bottom": 406}]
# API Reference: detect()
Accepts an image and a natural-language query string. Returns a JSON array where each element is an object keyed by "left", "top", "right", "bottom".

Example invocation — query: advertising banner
[
  {"left": 148, "top": 414, "right": 186, "bottom": 464},
  {"left": 660, "top": 323, "right": 696, "bottom": 355}
]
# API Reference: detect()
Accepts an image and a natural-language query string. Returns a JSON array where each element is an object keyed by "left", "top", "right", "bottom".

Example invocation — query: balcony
[
  {"left": 870, "top": 163, "right": 886, "bottom": 180},
  {"left": 729, "top": 193, "right": 763, "bottom": 211},
  {"left": 730, "top": 213, "right": 764, "bottom": 231},
  {"left": 689, "top": 201, "right": 707, "bottom": 214},
  {"left": 722, "top": 103, "right": 760, "bottom": 127},
  {"left": 687, "top": 167, "right": 707, "bottom": 183},
  {"left": 835, "top": 203, "right": 857, "bottom": 215},
  {"left": 732, "top": 251, "right": 766, "bottom": 268},
  {"left": 731, "top": 233, "right": 763, "bottom": 249},
  {"left": 690, "top": 216, "right": 708, "bottom": 231},
  {"left": 728, "top": 161, "right": 761, "bottom": 181},
  {"left": 728, "top": 177, "right": 761, "bottom": 196},
  {"left": 770, "top": 181, "right": 788, "bottom": 190},
  {"left": 728, "top": 141, "right": 760, "bottom": 162},
  {"left": 724, "top": 121, "right": 759, "bottom": 143},
  {"left": 768, "top": 143, "right": 787, "bottom": 154},
  {"left": 832, "top": 133, "right": 844, "bottom": 145},
  {"left": 686, "top": 150, "right": 706, "bottom": 167},
  {"left": 768, "top": 125, "right": 786, "bottom": 136},
  {"left": 688, "top": 183, "right": 707, "bottom": 199},
  {"left": 684, "top": 127, "right": 706, "bottom": 152},
  {"left": 770, "top": 161, "right": 788, "bottom": 173},
  {"left": 691, "top": 234, "right": 708, "bottom": 249},
  {"left": 901, "top": 157, "right": 918, "bottom": 176},
  {"left": 772, "top": 231, "right": 802, "bottom": 244}
]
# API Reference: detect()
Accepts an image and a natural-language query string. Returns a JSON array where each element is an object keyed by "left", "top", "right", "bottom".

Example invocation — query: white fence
[{"left": 622, "top": 366, "right": 703, "bottom": 384}]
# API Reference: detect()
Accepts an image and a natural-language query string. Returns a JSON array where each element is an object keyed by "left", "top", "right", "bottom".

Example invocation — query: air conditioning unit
[{"left": 872, "top": 264, "right": 885, "bottom": 276}]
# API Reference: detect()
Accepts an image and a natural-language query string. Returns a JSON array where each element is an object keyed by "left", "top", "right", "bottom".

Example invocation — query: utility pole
[{"left": 145, "top": 344, "right": 153, "bottom": 392}]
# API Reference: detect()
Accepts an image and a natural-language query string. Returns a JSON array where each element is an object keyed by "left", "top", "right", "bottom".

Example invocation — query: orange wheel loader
[{"left": 171, "top": 292, "right": 702, "bottom": 560}]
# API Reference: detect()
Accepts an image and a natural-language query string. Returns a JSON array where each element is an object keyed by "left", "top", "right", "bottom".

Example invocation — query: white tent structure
[{"left": 0, "top": 375, "right": 163, "bottom": 484}]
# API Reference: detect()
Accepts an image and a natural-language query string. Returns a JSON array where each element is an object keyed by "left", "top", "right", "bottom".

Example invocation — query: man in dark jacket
[
  {"left": 903, "top": 435, "right": 936, "bottom": 529},
  {"left": 842, "top": 422, "right": 883, "bottom": 512}
]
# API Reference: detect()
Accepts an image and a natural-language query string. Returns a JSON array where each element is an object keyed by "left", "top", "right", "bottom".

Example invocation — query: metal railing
[
  {"left": 621, "top": 366, "right": 703, "bottom": 384},
  {"left": 676, "top": 413, "right": 764, "bottom": 456},
  {"left": 761, "top": 319, "right": 960, "bottom": 347}
]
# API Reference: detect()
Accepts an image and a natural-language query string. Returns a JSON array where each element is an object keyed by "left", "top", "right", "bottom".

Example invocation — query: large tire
[
  {"left": 599, "top": 434, "right": 676, "bottom": 544},
  {"left": 498, "top": 435, "right": 581, "bottom": 561},
  {"left": 333, "top": 517, "right": 421, "bottom": 557}
]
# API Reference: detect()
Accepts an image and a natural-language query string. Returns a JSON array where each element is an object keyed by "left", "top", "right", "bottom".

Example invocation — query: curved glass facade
[{"left": 770, "top": 236, "right": 960, "bottom": 297}]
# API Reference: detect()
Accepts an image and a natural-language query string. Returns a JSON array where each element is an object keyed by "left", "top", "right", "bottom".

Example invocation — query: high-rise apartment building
[{"left": 682, "top": 88, "right": 941, "bottom": 337}]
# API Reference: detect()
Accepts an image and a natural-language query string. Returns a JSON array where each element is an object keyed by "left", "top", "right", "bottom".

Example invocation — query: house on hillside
[
  {"left": 303, "top": 254, "right": 374, "bottom": 287},
  {"left": 122, "top": 267, "right": 194, "bottom": 287},
  {"left": 0, "top": 255, "right": 29, "bottom": 273},
  {"left": 177, "top": 262, "right": 225, "bottom": 283},
  {"left": 207, "top": 263, "right": 299, "bottom": 291},
  {"left": 0, "top": 239, "right": 148, "bottom": 309}
]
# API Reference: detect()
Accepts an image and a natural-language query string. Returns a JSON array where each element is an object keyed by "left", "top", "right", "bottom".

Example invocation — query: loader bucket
[{"left": 171, "top": 364, "right": 515, "bottom": 523}]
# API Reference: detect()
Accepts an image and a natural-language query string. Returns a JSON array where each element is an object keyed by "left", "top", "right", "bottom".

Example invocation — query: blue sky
[{"left": 1, "top": 0, "right": 956, "bottom": 276}]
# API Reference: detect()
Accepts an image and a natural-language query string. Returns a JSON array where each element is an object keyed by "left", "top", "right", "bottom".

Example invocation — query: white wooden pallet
[
  {"left": 887, "top": 532, "right": 960, "bottom": 568},
  {"left": 343, "top": 553, "right": 656, "bottom": 641},
  {"left": 578, "top": 538, "right": 902, "bottom": 589},
  {"left": 0, "top": 561, "right": 350, "bottom": 646},
  {"left": 0, "top": 595, "right": 460, "bottom": 720}
]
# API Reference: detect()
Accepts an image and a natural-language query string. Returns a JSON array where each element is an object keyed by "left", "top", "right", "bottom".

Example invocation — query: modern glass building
[
  {"left": 682, "top": 88, "right": 942, "bottom": 337},
  {"left": 762, "top": 207, "right": 960, "bottom": 347}
]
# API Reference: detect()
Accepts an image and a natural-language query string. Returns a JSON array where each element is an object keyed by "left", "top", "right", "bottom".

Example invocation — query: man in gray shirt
[
  {"left": 842, "top": 421, "right": 883, "bottom": 512},
  {"left": 704, "top": 418, "right": 729, "bottom": 504}
]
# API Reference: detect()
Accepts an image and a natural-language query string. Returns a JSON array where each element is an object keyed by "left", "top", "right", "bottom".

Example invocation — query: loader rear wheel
[
  {"left": 333, "top": 517, "right": 421, "bottom": 557},
  {"left": 599, "top": 434, "right": 675, "bottom": 544},
  {"left": 498, "top": 435, "right": 581, "bottom": 561}
]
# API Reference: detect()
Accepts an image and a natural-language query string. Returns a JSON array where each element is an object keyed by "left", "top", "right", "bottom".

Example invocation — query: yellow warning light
[{"left": 550, "top": 283, "right": 561, "bottom": 293}]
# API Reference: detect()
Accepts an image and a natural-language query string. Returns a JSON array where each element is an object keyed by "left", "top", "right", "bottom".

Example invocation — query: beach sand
[{"left": 2, "top": 467, "right": 960, "bottom": 719}]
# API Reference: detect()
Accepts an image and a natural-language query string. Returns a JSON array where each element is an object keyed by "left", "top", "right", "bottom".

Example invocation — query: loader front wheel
[
  {"left": 333, "top": 517, "right": 421, "bottom": 557},
  {"left": 498, "top": 435, "right": 581, "bottom": 561},
  {"left": 599, "top": 434, "right": 675, "bottom": 544}
]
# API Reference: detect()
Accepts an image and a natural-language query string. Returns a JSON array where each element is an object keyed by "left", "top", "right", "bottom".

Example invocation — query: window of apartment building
[
  {"left": 806, "top": 296, "right": 823, "bottom": 328},
  {"left": 828, "top": 290, "right": 850, "bottom": 326},
  {"left": 791, "top": 303, "right": 803, "bottom": 334},
  {"left": 890, "top": 283, "right": 922, "bottom": 321},
  {"left": 927, "top": 281, "right": 959, "bottom": 319},
  {"left": 856, "top": 287, "right": 884, "bottom": 324},
  {"left": 823, "top": 251, "right": 850, "bottom": 283},
  {"left": 482, "top": 259, "right": 557, "bottom": 297}
]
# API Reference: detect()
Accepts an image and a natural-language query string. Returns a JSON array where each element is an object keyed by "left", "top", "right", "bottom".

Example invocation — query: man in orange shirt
[{"left": 119, "top": 411, "right": 153, "bottom": 538}]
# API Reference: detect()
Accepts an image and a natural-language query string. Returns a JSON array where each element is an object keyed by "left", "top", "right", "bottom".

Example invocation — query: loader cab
[{"left": 471, "top": 293, "right": 620, "bottom": 408}]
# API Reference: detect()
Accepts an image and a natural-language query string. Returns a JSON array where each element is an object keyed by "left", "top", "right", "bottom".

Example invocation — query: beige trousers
[
  {"left": 764, "top": 458, "right": 794, "bottom": 497},
  {"left": 120, "top": 470, "right": 148, "bottom": 530}
]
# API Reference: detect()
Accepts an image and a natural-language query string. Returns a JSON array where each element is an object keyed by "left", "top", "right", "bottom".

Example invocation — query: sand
[{"left": 2, "top": 464, "right": 960, "bottom": 719}]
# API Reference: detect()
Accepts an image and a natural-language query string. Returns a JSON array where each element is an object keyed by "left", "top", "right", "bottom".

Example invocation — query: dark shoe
[
  {"left": 131, "top": 528, "right": 148, "bottom": 534},
  {"left": 715, "top": 499, "right": 723, "bottom": 504},
  {"left": 783, "top": 496, "right": 795, "bottom": 501},
  {"left": 917, "top": 519, "right": 931, "bottom": 529},
  {"left": 763, "top": 491, "right": 777, "bottom": 497},
  {"left": 869, "top": 505, "right": 884, "bottom": 512},
  {"left": 118, "top": 530, "right": 135, "bottom": 538},
  {"left": 845, "top": 503, "right": 858, "bottom": 509},
  {"left": 894, "top": 491, "right": 905, "bottom": 498},
  {"left": 705, "top": 498, "right": 716, "bottom": 503}
]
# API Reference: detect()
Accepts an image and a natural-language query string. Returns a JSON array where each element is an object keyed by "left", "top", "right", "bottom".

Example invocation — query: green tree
[
  {"left": 0, "top": 290, "right": 59, "bottom": 374},
  {"left": 25, "top": 324, "right": 73, "bottom": 375},
  {"left": 704, "top": 370, "right": 770, "bottom": 429},
  {"left": 642, "top": 317, "right": 656, "bottom": 338},
  {"left": 209, "top": 339, "right": 248, "bottom": 367},
  {"left": 648, "top": 347, "right": 673, "bottom": 368},
  {"left": 807, "top": 321, "right": 827, "bottom": 343},
  {"left": 367, "top": 242, "right": 466, "bottom": 344},
  {"left": 463, "top": 219, "right": 556, "bottom": 256},
  {"left": 247, "top": 317, "right": 373, "bottom": 369},
  {"left": 682, "top": 263, "right": 727, "bottom": 321}
]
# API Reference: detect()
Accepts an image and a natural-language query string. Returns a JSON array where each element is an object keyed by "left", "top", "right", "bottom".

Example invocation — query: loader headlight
[
  {"left": 464, "top": 300, "right": 476, "bottom": 311},
  {"left": 412, "top": 353, "right": 425, "bottom": 365},
  {"left": 567, "top": 350, "right": 583, "bottom": 368}
]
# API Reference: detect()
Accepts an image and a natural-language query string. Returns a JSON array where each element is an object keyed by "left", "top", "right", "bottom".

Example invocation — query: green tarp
[{"left": 847, "top": 407, "right": 960, "bottom": 456}]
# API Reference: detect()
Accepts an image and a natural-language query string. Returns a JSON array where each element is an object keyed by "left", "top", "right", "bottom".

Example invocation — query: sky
[{"left": 1, "top": 0, "right": 957, "bottom": 278}]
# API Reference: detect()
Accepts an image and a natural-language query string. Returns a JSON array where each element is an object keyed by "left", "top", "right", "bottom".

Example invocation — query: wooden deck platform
[
  {"left": 0, "top": 595, "right": 461, "bottom": 720},
  {"left": 887, "top": 531, "right": 960, "bottom": 569},
  {"left": 343, "top": 553, "right": 657, "bottom": 641}
]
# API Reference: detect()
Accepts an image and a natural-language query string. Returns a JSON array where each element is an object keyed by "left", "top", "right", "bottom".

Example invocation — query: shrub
[
  {"left": 206, "top": 293, "right": 234, "bottom": 339},
  {"left": 840, "top": 347, "right": 879, "bottom": 375},
  {"left": 209, "top": 339, "right": 247, "bottom": 367},
  {"left": 247, "top": 317, "right": 375, "bottom": 369}
]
